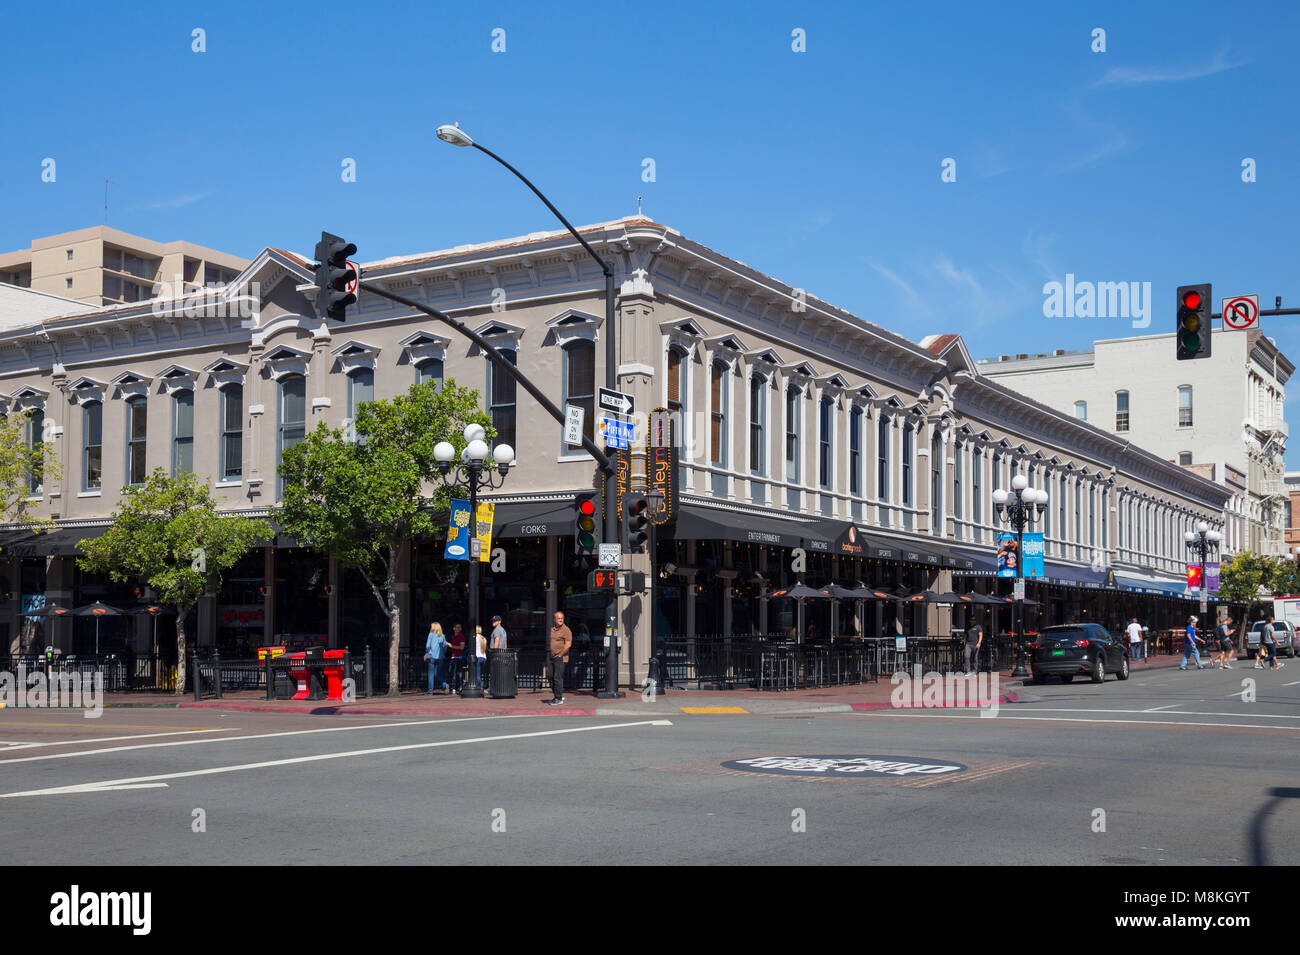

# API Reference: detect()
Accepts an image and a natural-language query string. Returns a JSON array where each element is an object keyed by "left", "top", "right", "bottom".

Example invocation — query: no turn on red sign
[{"left": 1222, "top": 295, "right": 1259, "bottom": 330}]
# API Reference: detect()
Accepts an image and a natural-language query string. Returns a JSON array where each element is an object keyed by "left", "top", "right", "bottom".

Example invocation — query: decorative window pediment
[
  {"left": 747, "top": 348, "right": 784, "bottom": 369},
  {"left": 546, "top": 309, "right": 601, "bottom": 346},
  {"left": 784, "top": 361, "right": 818, "bottom": 382},
  {"left": 473, "top": 320, "right": 524, "bottom": 346},
  {"left": 263, "top": 345, "right": 311, "bottom": 380},
  {"left": 10, "top": 385, "right": 49, "bottom": 410},
  {"left": 67, "top": 377, "right": 107, "bottom": 405},
  {"left": 331, "top": 340, "right": 380, "bottom": 375},
  {"left": 704, "top": 334, "right": 747, "bottom": 357},
  {"left": 818, "top": 373, "right": 849, "bottom": 393},
  {"left": 398, "top": 331, "right": 450, "bottom": 365},
  {"left": 112, "top": 372, "right": 153, "bottom": 399},
  {"left": 204, "top": 358, "right": 249, "bottom": 387},
  {"left": 157, "top": 365, "right": 200, "bottom": 395}
]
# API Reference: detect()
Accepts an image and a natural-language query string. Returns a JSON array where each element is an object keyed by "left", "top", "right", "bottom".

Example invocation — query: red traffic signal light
[
  {"left": 574, "top": 491, "right": 599, "bottom": 556},
  {"left": 1181, "top": 290, "right": 1201, "bottom": 310},
  {"left": 1176, "top": 283, "right": 1211, "bottom": 361}
]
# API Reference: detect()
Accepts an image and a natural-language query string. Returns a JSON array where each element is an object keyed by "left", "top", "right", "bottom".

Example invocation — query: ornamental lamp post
[
  {"left": 993, "top": 474, "right": 1048, "bottom": 678},
  {"left": 432, "top": 424, "right": 515, "bottom": 700},
  {"left": 1183, "top": 521, "right": 1222, "bottom": 622}
]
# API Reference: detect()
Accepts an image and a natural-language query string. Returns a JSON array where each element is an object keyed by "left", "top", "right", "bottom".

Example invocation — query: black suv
[{"left": 1031, "top": 623, "right": 1130, "bottom": 684}]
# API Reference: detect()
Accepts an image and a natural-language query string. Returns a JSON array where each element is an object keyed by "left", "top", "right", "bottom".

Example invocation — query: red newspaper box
[
  {"left": 287, "top": 651, "right": 310, "bottom": 700},
  {"left": 323, "top": 649, "right": 347, "bottom": 701}
]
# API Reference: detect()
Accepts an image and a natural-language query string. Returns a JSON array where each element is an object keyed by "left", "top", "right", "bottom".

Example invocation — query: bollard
[
  {"left": 192, "top": 657, "right": 201, "bottom": 702},
  {"left": 213, "top": 659, "right": 223, "bottom": 700},
  {"left": 364, "top": 645, "right": 373, "bottom": 698},
  {"left": 265, "top": 650, "right": 273, "bottom": 701}
]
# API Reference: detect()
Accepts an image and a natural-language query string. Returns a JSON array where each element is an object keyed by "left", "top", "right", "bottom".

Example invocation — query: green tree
[
  {"left": 274, "top": 380, "right": 492, "bottom": 695},
  {"left": 1217, "top": 552, "right": 1276, "bottom": 617},
  {"left": 77, "top": 469, "right": 273, "bottom": 693},
  {"left": 1266, "top": 556, "right": 1300, "bottom": 600},
  {"left": 0, "top": 409, "right": 61, "bottom": 527}
]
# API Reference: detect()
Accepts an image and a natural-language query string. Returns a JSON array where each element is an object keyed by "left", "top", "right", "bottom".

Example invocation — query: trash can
[{"left": 489, "top": 649, "right": 518, "bottom": 699}]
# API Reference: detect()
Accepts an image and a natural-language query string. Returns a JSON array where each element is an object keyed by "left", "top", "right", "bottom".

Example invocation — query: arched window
[
  {"left": 1074, "top": 400, "right": 1087, "bottom": 421},
  {"left": 172, "top": 390, "right": 194, "bottom": 475},
  {"left": 848, "top": 408, "right": 862, "bottom": 496},
  {"left": 347, "top": 368, "right": 374, "bottom": 422},
  {"left": 785, "top": 384, "right": 801, "bottom": 483},
  {"left": 711, "top": 361, "right": 728, "bottom": 467},
  {"left": 749, "top": 373, "right": 766, "bottom": 474},
  {"left": 125, "top": 396, "right": 147, "bottom": 486},
  {"left": 83, "top": 401, "right": 102, "bottom": 491},
  {"left": 221, "top": 385, "right": 242, "bottom": 482},
  {"left": 415, "top": 357, "right": 444, "bottom": 391},
  {"left": 877, "top": 416, "right": 891, "bottom": 524},
  {"left": 930, "top": 430, "right": 943, "bottom": 534},
  {"left": 818, "top": 395, "right": 833, "bottom": 490},
  {"left": 278, "top": 375, "right": 306, "bottom": 497},
  {"left": 487, "top": 349, "right": 517, "bottom": 448},
  {"left": 562, "top": 340, "right": 594, "bottom": 452},
  {"left": 27, "top": 409, "right": 43, "bottom": 495},
  {"left": 667, "top": 348, "right": 685, "bottom": 417}
]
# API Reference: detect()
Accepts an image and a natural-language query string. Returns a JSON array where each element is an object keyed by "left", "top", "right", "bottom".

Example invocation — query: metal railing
[{"left": 655, "top": 636, "right": 882, "bottom": 691}]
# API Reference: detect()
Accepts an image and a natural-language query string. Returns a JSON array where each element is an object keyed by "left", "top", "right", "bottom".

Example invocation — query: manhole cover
[{"left": 720, "top": 754, "right": 967, "bottom": 778}]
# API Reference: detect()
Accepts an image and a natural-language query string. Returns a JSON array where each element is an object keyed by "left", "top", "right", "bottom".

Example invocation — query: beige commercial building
[
  {"left": 0, "top": 226, "right": 247, "bottom": 307},
  {"left": 0, "top": 218, "right": 1229, "bottom": 686}
]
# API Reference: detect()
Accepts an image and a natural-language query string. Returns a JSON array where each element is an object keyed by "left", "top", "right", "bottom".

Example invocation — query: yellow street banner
[{"left": 475, "top": 501, "right": 494, "bottom": 562}]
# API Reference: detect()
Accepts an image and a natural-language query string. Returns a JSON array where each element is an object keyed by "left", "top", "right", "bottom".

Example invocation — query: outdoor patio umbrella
[
  {"left": 769, "top": 583, "right": 830, "bottom": 642},
  {"left": 72, "top": 601, "right": 125, "bottom": 656},
  {"left": 821, "top": 584, "right": 862, "bottom": 638},
  {"left": 20, "top": 605, "right": 72, "bottom": 617},
  {"left": 126, "top": 604, "right": 172, "bottom": 662}
]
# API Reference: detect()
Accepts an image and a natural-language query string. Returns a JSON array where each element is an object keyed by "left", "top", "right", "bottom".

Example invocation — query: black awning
[
  {"left": 4, "top": 526, "right": 110, "bottom": 557},
  {"left": 672, "top": 504, "right": 833, "bottom": 551},
  {"left": 491, "top": 500, "right": 577, "bottom": 540}
]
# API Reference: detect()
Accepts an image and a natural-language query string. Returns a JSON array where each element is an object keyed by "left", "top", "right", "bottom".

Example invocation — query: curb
[{"left": 174, "top": 701, "right": 599, "bottom": 717}]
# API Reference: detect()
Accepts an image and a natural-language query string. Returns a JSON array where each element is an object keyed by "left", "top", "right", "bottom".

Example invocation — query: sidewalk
[{"left": 91, "top": 650, "right": 1230, "bottom": 718}]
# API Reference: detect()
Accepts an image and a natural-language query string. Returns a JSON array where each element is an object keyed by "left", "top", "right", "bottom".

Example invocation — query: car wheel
[
  {"left": 1117, "top": 655, "right": 1130, "bottom": 680},
  {"left": 1058, "top": 674, "right": 1073, "bottom": 683},
  {"left": 1032, "top": 670, "right": 1044, "bottom": 684},
  {"left": 1092, "top": 657, "right": 1105, "bottom": 683}
]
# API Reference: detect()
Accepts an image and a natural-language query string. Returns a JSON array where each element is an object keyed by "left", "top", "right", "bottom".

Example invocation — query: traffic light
[
  {"left": 574, "top": 491, "right": 599, "bottom": 557},
  {"left": 313, "top": 231, "right": 358, "bottom": 321},
  {"left": 1176, "top": 283, "right": 1211, "bottom": 360},
  {"left": 623, "top": 492, "right": 649, "bottom": 553}
]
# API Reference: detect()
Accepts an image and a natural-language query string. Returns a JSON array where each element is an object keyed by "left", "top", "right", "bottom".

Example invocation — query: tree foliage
[
  {"left": 1215, "top": 551, "right": 1299, "bottom": 612},
  {"left": 273, "top": 379, "right": 493, "bottom": 694},
  {"left": 77, "top": 469, "right": 272, "bottom": 692},
  {"left": 0, "top": 409, "right": 61, "bottom": 527}
]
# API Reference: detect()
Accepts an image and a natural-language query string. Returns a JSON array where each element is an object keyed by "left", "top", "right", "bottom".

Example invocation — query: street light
[
  {"left": 993, "top": 477, "right": 1048, "bottom": 678},
  {"left": 431, "top": 425, "right": 515, "bottom": 699},
  {"left": 1185, "top": 521, "right": 1222, "bottom": 618},
  {"left": 439, "top": 121, "right": 623, "bottom": 699}
]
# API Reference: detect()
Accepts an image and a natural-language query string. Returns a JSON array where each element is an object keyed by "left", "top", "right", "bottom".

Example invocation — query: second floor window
[
  {"left": 971, "top": 449, "right": 981, "bottom": 525},
  {"left": 278, "top": 375, "right": 306, "bottom": 496},
  {"left": 818, "top": 396, "right": 832, "bottom": 489},
  {"left": 930, "top": 431, "right": 942, "bottom": 530},
  {"left": 785, "top": 385, "right": 801, "bottom": 482},
  {"left": 126, "top": 397, "right": 148, "bottom": 486},
  {"left": 563, "top": 340, "right": 595, "bottom": 452},
  {"left": 877, "top": 417, "right": 890, "bottom": 504},
  {"left": 1178, "top": 385, "right": 1193, "bottom": 427},
  {"left": 487, "top": 349, "right": 517, "bottom": 449},
  {"left": 711, "top": 362, "right": 728, "bottom": 466},
  {"left": 415, "top": 358, "right": 444, "bottom": 390},
  {"left": 749, "top": 374, "right": 765, "bottom": 474},
  {"left": 83, "top": 401, "right": 102, "bottom": 491},
  {"left": 172, "top": 390, "right": 194, "bottom": 475},
  {"left": 221, "top": 385, "right": 243, "bottom": 481},
  {"left": 902, "top": 425, "right": 913, "bottom": 507},
  {"left": 1116, "top": 391, "right": 1129, "bottom": 432},
  {"left": 849, "top": 408, "right": 861, "bottom": 495},
  {"left": 26, "top": 410, "right": 43, "bottom": 495},
  {"left": 667, "top": 348, "right": 685, "bottom": 418}
]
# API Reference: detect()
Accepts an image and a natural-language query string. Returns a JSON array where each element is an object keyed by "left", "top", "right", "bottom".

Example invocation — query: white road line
[
  {"left": 882, "top": 713, "right": 1298, "bottom": 730},
  {"left": 1025, "top": 707, "right": 1300, "bottom": 720},
  {"left": 1143, "top": 704, "right": 1181, "bottom": 712},
  {"left": 1282, "top": 680, "right": 1300, "bottom": 687},
  {"left": 0, "top": 729, "right": 231, "bottom": 750},
  {"left": 0, "top": 720, "right": 674, "bottom": 798},
  {"left": 0, "top": 713, "right": 538, "bottom": 766}
]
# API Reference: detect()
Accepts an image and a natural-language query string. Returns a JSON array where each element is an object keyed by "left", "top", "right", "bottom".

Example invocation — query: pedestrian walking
[
  {"left": 964, "top": 613, "right": 984, "bottom": 673},
  {"left": 1179, "top": 615, "right": 1205, "bottom": 670},
  {"left": 1259, "top": 614, "right": 1285, "bottom": 671},
  {"left": 425, "top": 623, "right": 449, "bottom": 693},
  {"left": 545, "top": 610, "right": 573, "bottom": 706},
  {"left": 1126, "top": 617, "right": 1143, "bottom": 663},
  {"left": 447, "top": 623, "right": 466, "bottom": 692},
  {"left": 1215, "top": 618, "right": 1236, "bottom": 669}
]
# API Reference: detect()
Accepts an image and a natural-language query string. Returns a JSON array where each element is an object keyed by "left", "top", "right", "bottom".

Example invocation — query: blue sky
[{"left": 4, "top": 0, "right": 1299, "bottom": 460}]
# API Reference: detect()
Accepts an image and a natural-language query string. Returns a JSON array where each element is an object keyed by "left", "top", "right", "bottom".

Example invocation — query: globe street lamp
[
  {"left": 432, "top": 425, "right": 515, "bottom": 699},
  {"left": 993, "top": 475, "right": 1048, "bottom": 678},
  {"left": 1184, "top": 521, "right": 1222, "bottom": 618}
]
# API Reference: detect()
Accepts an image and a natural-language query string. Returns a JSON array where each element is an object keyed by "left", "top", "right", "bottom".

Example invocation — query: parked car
[
  {"left": 1031, "top": 623, "right": 1130, "bottom": 684},
  {"left": 1246, "top": 620, "right": 1297, "bottom": 658}
]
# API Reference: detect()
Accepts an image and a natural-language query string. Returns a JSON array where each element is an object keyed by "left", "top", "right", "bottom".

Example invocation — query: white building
[{"left": 979, "top": 330, "right": 1292, "bottom": 557}]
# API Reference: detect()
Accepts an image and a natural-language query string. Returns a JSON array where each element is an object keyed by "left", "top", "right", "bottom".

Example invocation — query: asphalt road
[{"left": 1, "top": 665, "right": 1297, "bottom": 865}]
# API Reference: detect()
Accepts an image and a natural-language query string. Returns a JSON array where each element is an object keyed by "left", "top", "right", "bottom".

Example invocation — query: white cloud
[
  {"left": 145, "top": 192, "right": 210, "bottom": 210},
  {"left": 1093, "top": 51, "right": 1247, "bottom": 88}
]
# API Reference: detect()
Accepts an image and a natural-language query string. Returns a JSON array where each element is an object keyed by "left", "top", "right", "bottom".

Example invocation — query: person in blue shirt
[
  {"left": 1179, "top": 615, "right": 1205, "bottom": 671},
  {"left": 426, "top": 622, "right": 449, "bottom": 693}
]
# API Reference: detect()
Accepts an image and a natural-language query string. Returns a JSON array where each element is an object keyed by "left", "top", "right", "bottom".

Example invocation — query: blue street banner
[
  {"left": 1206, "top": 562, "right": 1220, "bottom": 593},
  {"left": 996, "top": 532, "right": 1044, "bottom": 578},
  {"left": 445, "top": 498, "right": 471, "bottom": 561}
]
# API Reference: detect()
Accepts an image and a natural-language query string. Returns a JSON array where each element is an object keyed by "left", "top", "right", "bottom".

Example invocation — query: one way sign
[{"left": 598, "top": 387, "right": 634, "bottom": 416}]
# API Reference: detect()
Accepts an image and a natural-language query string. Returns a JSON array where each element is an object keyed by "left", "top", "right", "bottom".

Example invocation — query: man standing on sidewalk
[
  {"left": 1126, "top": 617, "right": 1143, "bottom": 663},
  {"left": 964, "top": 613, "right": 984, "bottom": 673},
  {"left": 546, "top": 611, "right": 573, "bottom": 706}
]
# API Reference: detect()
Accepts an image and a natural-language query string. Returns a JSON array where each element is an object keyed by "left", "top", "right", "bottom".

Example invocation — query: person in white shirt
[{"left": 1126, "top": 618, "right": 1143, "bottom": 663}]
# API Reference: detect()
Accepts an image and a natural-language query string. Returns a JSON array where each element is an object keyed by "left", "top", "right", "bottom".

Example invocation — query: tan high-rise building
[{"left": 0, "top": 226, "right": 248, "bottom": 307}]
